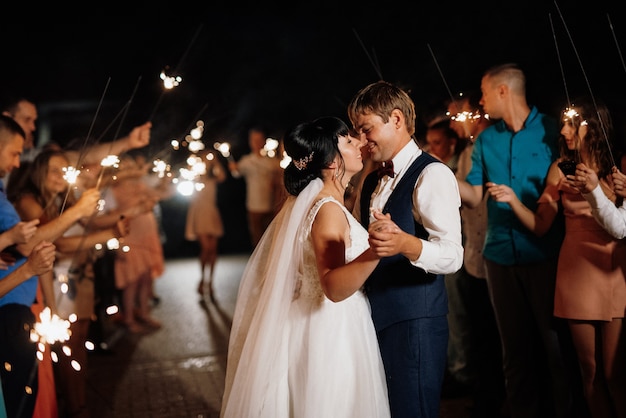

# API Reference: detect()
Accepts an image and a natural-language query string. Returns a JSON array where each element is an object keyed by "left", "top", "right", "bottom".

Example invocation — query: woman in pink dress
[{"left": 487, "top": 98, "right": 626, "bottom": 417}]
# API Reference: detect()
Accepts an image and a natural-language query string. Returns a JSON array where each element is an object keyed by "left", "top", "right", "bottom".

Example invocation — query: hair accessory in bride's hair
[{"left": 293, "top": 151, "right": 314, "bottom": 170}]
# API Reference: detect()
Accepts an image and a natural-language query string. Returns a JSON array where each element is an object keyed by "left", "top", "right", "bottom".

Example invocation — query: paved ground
[{"left": 85, "top": 254, "right": 475, "bottom": 418}]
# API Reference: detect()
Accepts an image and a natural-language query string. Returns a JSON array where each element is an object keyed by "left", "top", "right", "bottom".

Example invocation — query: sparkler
[
  {"left": 58, "top": 78, "right": 111, "bottom": 216},
  {"left": 427, "top": 44, "right": 487, "bottom": 140},
  {"left": 554, "top": 0, "right": 616, "bottom": 167},
  {"left": 74, "top": 78, "right": 111, "bottom": 167},
  {"left": 147, "top": 103, "right": 208, "bottom": 166},
  {"left": 147, "top": 24, "right": 204, "bottom": 122},
  {"left": 427, "top": 43, "right": 457, "bottom": 109},
  {"left": 607, "top": 14, "right": 626, "bottom": 75},
  {"left": 214, "top": 141, "right": 234, "bottom": 162},
  {"left": 12, "top": 307, "right": 73, "bottom": 417},
  {"left": 176, "top": 164, "right": 202, "bottom": 196},
  {"left": 152, "top": 159, "right": 170, "bottom": 178},
  {"left": 160, "top": 67, "right": 182, "bottom": 89},
  {"left": 262, "top": 138, "right": 279, "bottom": 158},
  {"left": 280, "top": 150, "right": 292, "bottom": 169},
  {"left": 62, "top": 166, "right": 80, "bottom": 185},
  {"left": 549, "top": 13, "right": 572, "bottom": 111},
  {"left": 31, "top": 307, "right": 71, "bottom": 345},
  {"left": 95, "top": 154, "right": 121, "bottom": 190},
  {"left": 549, "top": 12, "right": 581, "bottom": 165},
  {"left": 175, "top": 151, "right": 218, "bottom": 197},
  {"left": 352, "top": 28, "right": 383, "bottom": 80}
]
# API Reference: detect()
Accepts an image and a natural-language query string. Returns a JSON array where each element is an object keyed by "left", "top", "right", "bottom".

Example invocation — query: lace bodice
[{"left": 294, "top": 196, "right": 369, "bottom": 301}]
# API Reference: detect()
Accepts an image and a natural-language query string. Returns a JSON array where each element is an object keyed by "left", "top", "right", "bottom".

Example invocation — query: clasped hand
[
  {"left": 564, "top": 163, "right": 626, "bottom": 198},
  {"left": 368, "top": 210, "right": 401, "bottom": 257}
]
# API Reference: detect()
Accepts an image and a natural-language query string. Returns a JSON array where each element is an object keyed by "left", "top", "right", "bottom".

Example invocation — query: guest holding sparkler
[
  {"left": 457, "top": 63, "right": 581, "bottom": 418},
  {"left": 4, "top": 120, "right": 152, "bottom": 213},
  {"left": 444, "top": 90, "right": 506, "bottom": 416},
  {"left": 108, "top": 155, "right": 165, "bottom": 333},
  {"left": 486, "top": 98, "right": 626, "bottom": 418},
  {"left": 10, "top": 148, "right": 131, "bottom": 418},
  {"left": 228, "top": 125, "right": 283, "bottom": 248},
  {"left": 530, "top": 98, "right": 626, "bottom": 418},
  {"left": 0, "top": 115, "right": 99, "bottom": 418},
  {"left": 184, "top": 151, "right": 226, "bottom": 298}
]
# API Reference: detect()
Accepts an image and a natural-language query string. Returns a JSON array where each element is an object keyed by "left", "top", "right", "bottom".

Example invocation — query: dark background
[{"left": 1, "top": 4, "right": 624, "bottom": 256}]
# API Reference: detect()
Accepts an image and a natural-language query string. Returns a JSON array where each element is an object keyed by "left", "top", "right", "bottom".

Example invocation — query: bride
[{"left": 220, "top": 116, "right": 391, "bottom": 418}]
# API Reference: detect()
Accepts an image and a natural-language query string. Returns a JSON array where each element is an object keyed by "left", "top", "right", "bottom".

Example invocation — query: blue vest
[{"left": 360, "top": 152, "right": 448, "bottom": 330}]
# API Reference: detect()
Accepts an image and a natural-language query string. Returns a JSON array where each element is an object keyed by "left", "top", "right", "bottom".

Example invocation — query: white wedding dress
[{"left": 221, "top": 179, "right": 390, "bottom": 418}]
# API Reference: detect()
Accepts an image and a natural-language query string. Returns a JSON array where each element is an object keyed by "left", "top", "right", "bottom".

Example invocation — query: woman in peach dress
[{"left": 111, "top": 156, "right": 165, "bottom": 333}]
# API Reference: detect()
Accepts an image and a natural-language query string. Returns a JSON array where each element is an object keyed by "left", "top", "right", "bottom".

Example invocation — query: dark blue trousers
[{"left": 377, "top": 315, "right": 448, "bottom": 418}]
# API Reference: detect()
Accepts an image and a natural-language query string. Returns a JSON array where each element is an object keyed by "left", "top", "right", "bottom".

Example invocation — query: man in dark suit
[{"left": 348, "top": 80, "right": 463, "bottom": 418}]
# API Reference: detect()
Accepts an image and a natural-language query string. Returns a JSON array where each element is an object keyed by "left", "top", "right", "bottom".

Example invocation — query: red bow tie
[{"left": 377, "top": 160, "right": 395, "bottom": 179}]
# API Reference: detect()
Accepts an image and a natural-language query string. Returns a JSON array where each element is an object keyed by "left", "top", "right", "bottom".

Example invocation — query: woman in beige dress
[
  {"left": 185, "top": 153, "right": 226, "bottom": 298},
  {"left": 487, "top": 98, "right": 626, "bottom": 417}
]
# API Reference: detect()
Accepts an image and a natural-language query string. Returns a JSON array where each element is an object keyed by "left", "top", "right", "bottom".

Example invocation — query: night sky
[
  {"left": 1, "top": 3, "right": 623, "bottom": 254},
  {"left": 3, "top": 4, "right": 624, "bottom": 147}
]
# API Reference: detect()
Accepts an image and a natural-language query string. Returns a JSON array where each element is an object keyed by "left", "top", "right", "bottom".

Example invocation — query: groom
[{"left": 348, "top": 81, "right": 463, "bottom": 418}]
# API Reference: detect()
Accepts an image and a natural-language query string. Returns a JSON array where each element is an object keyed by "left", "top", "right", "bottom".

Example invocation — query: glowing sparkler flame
[
  {"left": 190, "top": 123, "right": 204, "bottom": 140},
  {"left": 263, "top": 137, "right": 279, "bottom": 158},
  {"left": 62, "top": 166, "right": 80, "bottom": 184},
  {"left": 160, "top": 69, "right": 182, "bottom": 89},
  {"left": 214, "top": 142, "right": 231, "bottom": 158},
  {"left": 100, "top": 155, "right": 120, "bottom": 168},
  {"left": 31, "top": 307, "right": 71, "bottom": 345},
  {"left": 185, "top": 156, "right": 206, "bottom": 176},
  {"left": 563, "top": 106, "right": 587, "bottom": 126},
  {"left": 177, "top": 180, "right": 196, "bottom": 196},
  {"left": 188, "top": 140, "right": 205, "bottom": 153},
  {"left": 106, "top": 238, "right": 120, "bottom": 250},
  {"left": 447, "top": 110, "right": 484, "bottom": 123},
  {"left": 152, "top": 159, "right": 170, "bottom": 178},
  {"left": 280, "top": 150, "right": 292, "bottom": 169}
]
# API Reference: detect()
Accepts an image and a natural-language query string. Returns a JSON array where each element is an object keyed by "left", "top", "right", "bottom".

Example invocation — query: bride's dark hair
[{"left": 283, "top": 116, "right": 349, "bottom": 196}]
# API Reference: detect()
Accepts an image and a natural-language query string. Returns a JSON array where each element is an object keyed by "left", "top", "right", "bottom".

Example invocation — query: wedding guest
[
  {"left": 221, "top": 116, "right": 390, "bottom": 417},
  {"left": 10, "top": 148, "right": 130, "bottom": 418},
  {"left": 109, "top": 155, "right": 165, "bottom": 333},
  {"left": 185, "top": 151, "right": 226, "bottom": 298},
  {"left": 425, "top": 119, "right": 460, "bottom": 173},
  {"left": 0, "top": 115, "right": 99, "bottom": 418},
  {"left": 457, "top": 62, "right": 580, "bottom": 418},
  {"left": 228, "top": 125, "right": 283, "bottom": 247},
  {"left": 445, "top": 90, "right": 506, "bottom": 416},
  {"left": 531, "top": 98, "right": 626, "bottom": 417},
  {"left": 348, "top": 80, "right": 463, "bottom": 418}
]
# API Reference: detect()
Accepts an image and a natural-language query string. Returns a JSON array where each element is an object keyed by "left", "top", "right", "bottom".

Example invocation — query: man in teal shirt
[{"left": 458, "top": 63, "right": 578, "bottom": 418}]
